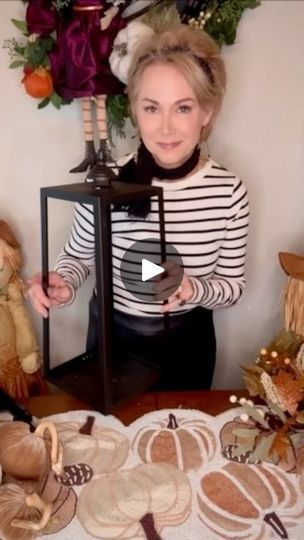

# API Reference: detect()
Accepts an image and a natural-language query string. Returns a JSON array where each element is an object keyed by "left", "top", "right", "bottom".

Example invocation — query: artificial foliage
[
  {"left": 226, "top": 332, "right": 304, "bottom": 468},
  {"left": 3, "top": 19, "right": 69, "bottom": 109},
  {"left": 3, "top": 0, "right": 260, "bottom": 133}
]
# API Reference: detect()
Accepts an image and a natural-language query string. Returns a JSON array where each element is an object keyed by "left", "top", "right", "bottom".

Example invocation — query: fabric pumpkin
[
  {"left": 55, "top": 415, "right": 129, "bottom": 474},
  {"left": 109, "top": 21, "right": 154, "bottom": 83},
  {"left": 0, "top": 484, "right": 51, "bottom": 540},
  {"left": 0, "top": 470, "right": 77, "bottom": 538},
  {"left": 77, "top": 462, "right": 191, "bottom": 539},
  {"left": 197, "top": 462, "right": 304, "bottom": 539},
  {"left": 133, "top": 412, "right": 217, "bottom": 472},
  {"left": 0, "top": 420, "right": 62, "bottom": 480}
]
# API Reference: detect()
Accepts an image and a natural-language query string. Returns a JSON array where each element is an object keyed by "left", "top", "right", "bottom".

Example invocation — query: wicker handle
[{"left": 35, "top": 420, "right": 63, "bottom": 475}]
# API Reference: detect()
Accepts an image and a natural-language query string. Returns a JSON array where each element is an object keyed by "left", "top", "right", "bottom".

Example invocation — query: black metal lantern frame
[{"left": 40, "top": 181, "right": 166, "bottom": 413}]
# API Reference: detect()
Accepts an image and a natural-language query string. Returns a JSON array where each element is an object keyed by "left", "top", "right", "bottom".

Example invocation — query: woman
[{"left": 28, "top": 24, "right": 249, "bottom": 390}]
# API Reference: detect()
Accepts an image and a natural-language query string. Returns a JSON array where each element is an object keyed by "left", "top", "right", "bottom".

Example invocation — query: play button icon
[
  {"left": 142, "top": 259, "right": 165, "bottom": 282},
  {"left": 119, "top": 238, "right": 184, "bottom": 302}
]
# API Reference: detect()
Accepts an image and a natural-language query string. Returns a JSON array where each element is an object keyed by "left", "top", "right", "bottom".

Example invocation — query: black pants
[{"left": 86, "top": 296, "right": 216, "bottom": 391}]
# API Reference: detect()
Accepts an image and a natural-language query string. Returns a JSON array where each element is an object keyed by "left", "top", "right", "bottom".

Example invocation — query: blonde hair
[{"left": 127, "top": 24, "right": 226, "bottom": 139}]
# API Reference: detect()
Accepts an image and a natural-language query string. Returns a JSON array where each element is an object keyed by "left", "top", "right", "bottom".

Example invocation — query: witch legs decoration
[{"left": 70, "top": 94, "right": 116, "bottom": 185}]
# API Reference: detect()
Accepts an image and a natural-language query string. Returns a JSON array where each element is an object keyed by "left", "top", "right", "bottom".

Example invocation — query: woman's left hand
[{"left": 153, "top": 261, "right": 194, "bottom": 312}]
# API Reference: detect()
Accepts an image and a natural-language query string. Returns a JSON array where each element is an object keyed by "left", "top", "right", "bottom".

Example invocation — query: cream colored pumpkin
[
  {"left": 132, "top": 413, "right": 217, "bottom": 472},
  {"left": 55, "top": 415, "right": 129, "bottom": 474},
  {"left": 109, "top": 21, "right": 154, "bottom": 83},
  {"left": 197, "top": 462, "right": 303, "bottom": 539},
  {"left": 77, "top": 462, "right": 191, "bottom": 539}
]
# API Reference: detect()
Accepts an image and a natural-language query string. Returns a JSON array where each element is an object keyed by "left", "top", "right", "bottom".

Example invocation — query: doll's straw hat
[{"left": 279, "top": 252, "right": 304, "bottom": 280}]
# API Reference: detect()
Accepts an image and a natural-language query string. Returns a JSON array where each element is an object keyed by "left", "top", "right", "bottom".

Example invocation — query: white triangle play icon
[{"left": 142, "top": 258, "right": 164, "bottom": 282}]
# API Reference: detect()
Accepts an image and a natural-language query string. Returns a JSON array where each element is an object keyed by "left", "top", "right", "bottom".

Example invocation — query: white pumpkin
[{"left": 109, "top": 21, "right": 154, "bottom": 84}]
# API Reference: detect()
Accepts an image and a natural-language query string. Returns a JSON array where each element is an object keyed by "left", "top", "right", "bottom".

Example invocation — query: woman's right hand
[{"left": 27, "top": 271, "right": 73, "bottom": 318}]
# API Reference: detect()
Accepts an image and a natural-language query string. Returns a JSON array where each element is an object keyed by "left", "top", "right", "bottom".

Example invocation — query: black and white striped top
[{"left": 55, "top": 157, "right": 249, "bottom": 317}]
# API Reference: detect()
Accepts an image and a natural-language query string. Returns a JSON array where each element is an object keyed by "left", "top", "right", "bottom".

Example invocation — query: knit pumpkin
[
  {"left": 197, "top": 462, "right": 303, "bottom": 539},
  {"left": 0, "top": 220, "right": 46, "bottom": 398},
  {"left": 132, "top": 412, "right": 217, "bottom": 472},
  {"left": 77, "top": 462, "right": 191, "bottom": 538}
]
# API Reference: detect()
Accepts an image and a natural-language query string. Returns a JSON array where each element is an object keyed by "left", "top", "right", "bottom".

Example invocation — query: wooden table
[{"left": 20, "top": 389, "right": 247, "bottom": 425}]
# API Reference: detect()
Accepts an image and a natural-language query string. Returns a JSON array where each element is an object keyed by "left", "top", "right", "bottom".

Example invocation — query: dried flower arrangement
[{"left": 222, "top": 252, "right": 304, "bottom": 471}]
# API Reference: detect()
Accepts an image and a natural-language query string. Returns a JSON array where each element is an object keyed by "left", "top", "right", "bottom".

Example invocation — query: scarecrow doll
[{"left": 0, "top": 220, "right": 46, "bottom": 398}]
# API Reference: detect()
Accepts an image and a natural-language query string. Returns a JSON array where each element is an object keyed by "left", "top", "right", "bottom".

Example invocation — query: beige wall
[{"left": 1, "top": 1, "right": 304, "bottom": 387}]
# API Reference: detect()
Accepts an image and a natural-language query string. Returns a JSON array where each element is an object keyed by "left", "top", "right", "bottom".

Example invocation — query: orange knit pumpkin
[{"left": 22, "top": 68, "right": 53, "bottom": 99}]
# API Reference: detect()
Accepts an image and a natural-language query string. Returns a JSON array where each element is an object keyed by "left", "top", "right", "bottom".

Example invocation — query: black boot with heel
[
  {"left": 70, "top": 140, "right": 97, "bottom": 173},
  {"left": 85, "top": 139, "right": 117, "bottom": 186}
]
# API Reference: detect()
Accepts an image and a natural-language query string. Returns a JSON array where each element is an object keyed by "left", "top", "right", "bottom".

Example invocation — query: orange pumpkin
[
  {"left": 133, "top": 413, "right": 217, "bottom": 472},
  {"left": 22, "top": 68, "right": 53, "bottom": 99},
  {"left": 197, "top": 462, "right": 303, "bottom": 539}
]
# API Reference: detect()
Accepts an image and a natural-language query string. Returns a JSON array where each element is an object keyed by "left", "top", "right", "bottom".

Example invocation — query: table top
[{"left": 20, "top": 390, "right": 247, "bottom": 426}]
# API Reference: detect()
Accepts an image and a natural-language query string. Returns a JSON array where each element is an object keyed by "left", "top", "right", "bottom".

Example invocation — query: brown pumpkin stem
[
  {"left": 263, "top": 512, "right": 288, "bottom": 539},
  {"left": 79, "top": 415, "right": 95, "bottom": 435},
  {"left": 167, "top": 413, "right": 179, "bottom": 430},
  {"left": 139, "top": 513, "right": 163, "bottom": 540}
]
